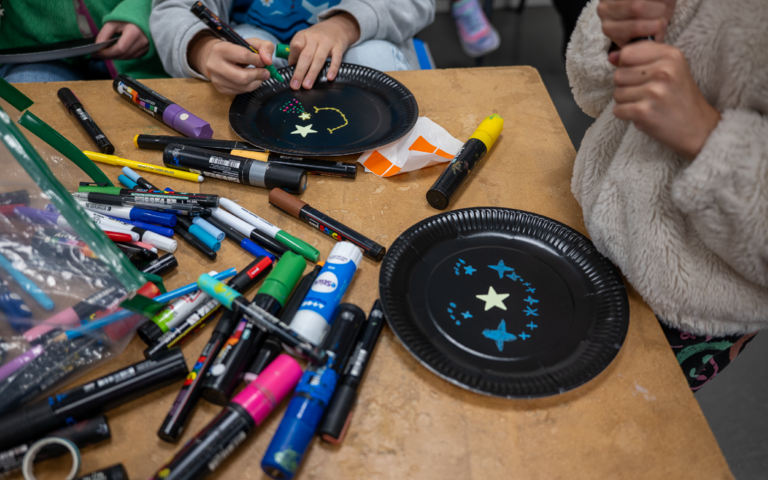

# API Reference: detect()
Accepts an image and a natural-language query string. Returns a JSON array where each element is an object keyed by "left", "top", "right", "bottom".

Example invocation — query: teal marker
[{"left": 0, "top": 252, "right": 54, "bottom": 310}]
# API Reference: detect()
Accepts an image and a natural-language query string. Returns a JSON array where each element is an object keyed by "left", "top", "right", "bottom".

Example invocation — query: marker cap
[
  {"left": 162, "top": 104, "right": 213, "bottom": 139},
  {"left": 275, "top": 43, "right": 291, "bottom": 59},
  {"left": 117, "top": 175, "right": 138, "bottom": 189},
  {"left": 263, "top": 164, "right": 307, "bottom": 195},
  {"left": 142, "top": 231, "right": 178, "bottom": 253},
  {"left": 258, "top": 252, "right": 306, "bottom": 306},
  {"left": 469, "top": 114, "right": 504, "bottom": 151},
  {"left": 233, "top": 354, "right": 302, "bottom": 424},
  {"left": 192, "top": 217, "right": 225, "bottom": 241},
  {"left": 126, "top": 220, "right": 174, "bottom": 238},
  {"left": 241, "top": 238, "right": 275, "bottom": 261},
  {"left": 128, "top": 208, "right": 176, "bottom": 227},
  {"left": 122, "top": 166, "right": 141, "bottom": 183},
  {"left": 188, "top": 224, "right": 221, "bottom": 251}
]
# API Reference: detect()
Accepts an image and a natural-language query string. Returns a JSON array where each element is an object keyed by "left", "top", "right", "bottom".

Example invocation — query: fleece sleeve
[
  {"left": 564, "top": 0, "right": 616, "bottom": 118},
  {"left": 150, "top": 0, "right": 233, "bottom": 79},
  {"left": 318, "top": 0, "right": 436, "bottom": 46},
  {"left": 671, "top": 109, "right": 768, "bottom": 288}
]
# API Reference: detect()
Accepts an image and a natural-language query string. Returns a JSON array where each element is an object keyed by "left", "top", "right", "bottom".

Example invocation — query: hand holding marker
[{"left": 190, "top": 1, "right": 284, "bottom": 82}]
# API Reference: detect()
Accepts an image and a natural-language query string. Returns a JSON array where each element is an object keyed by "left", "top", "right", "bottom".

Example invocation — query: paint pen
[
  {"left": 243, "top": 264, "right": 322, "bottom": 384},
  {"left": 173, "top": 217, "right": 217, "bottom": 260},
  {"left": 176, "top": 216, "right": 220, "bottom": 252},
  {"left": 123, "top": 166, "right": 159, "bottom": 190},
  {"left": 118, "top": 174, "right": 138, "bottom": 189},
  {"left": 113, "top": 75, "right": 212, "bottom": 138},
  {"left": 269, "top": 188, "right": 386, "bottom": 261},
  {"left": 232, "top": 149, "right": 357, "bottom": 179},
  {"left": 133, "top": 134, "right": 262, "bottom": 152},
  {"left": 138, "top": 271, "right": 219, "bottom": 345},
  {"left": 57, "top": 88, "right": 114, "bottom": 154},
  {"left": 74, "top": 464, "right": 128, "bottom": 480},
  {"left": 73, "top": 191, "right": 209, "bottom": 216},
  {"left": 318, "top": 301, "right": 385, "bottom": 443},
  {"left": 289, "top": 242, "right": 362, "bottom": 345},
  {"left": 0, "top": 415, "right": 111, "bottom": 476},
  {"left": 219, "top": 198, "right": 319, "bottom": 262},
  {"left": 261, "top": 304, "right": 366, "bottom": 480},
  {"left": 163, "top": 144, "right": 306, "bottom": 195},
  {"left": 192, "top": 217, "right": 224, "bottom": 241},
  {"left": 0, "top": 252, "right": 54, "bottom": 310},
  {"left": 75, "top": 186, "right": 219, "bottom": 209},
  {"left": 201, "top": 252, "right": 305, "bottom": 405},
  {"left": 77, "top": 200, "right": 177, "bottom": 227},
  {"left": 83, "top": 210, "right": 178, "bottom": 252},
  {"left": 145, "top": 257, "right": 273, "bottom": 360},
  {"left": 206, "top": 214, "right": 279, "bottom": 260},
  {"left": 197, "top": 274, "right": 326, "bottom": 365},
  {"left": 190, "top": 1, "right": 284, "bottom": 82},
  {"left": 207, "top": 210, "right": 288, "bottom": 257},
  {"left": 141, "top": 253, "right": 178, "bottom": 276},
  {"left": 426, "top": 114, "right": 504, "bottom": 210},
  {"left": 84, "top": 151, "right": 204, "bottom": 183},
  {"left": 0, "top": 348, "right": 188, "bottom": 450},
  {"left": 149, "top": 355, "right": 302, "bottom": 480}
]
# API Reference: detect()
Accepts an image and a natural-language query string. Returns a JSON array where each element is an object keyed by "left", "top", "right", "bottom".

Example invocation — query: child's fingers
[
  {"left": 597, "top": 0, "right": 667, "bottom": 21},
  {"left": 291, "top": 42, "right": 318, "bottom": 90},
  {"left": 327, "top": 46, "right": 343, "bottom": 81},
  {"left": 247, "top": 38, "right": 274, "bottom": 66},
  {"left": 219, "top": 42, "right": 264, "bottom": 67},
  {"left": 288, "top": 34, "right": 307, "bottom": 65},
  {"left": 617, "top": 41, "right": 676, "bottom": 67},
  {"left": 613, "top": 84, "right": 651, "bottom": 104},
  {"left": 302, "top": 46, "right": 330, "bottom": 89},
  {"left": 614, "top": 64, "right": 658, "bottom": 86},
  {"left": 602, "top": 18, "right": 666, "bottom": 46},
  {"left": 95, "top": 22, "right": 119, "bottom": 44}
]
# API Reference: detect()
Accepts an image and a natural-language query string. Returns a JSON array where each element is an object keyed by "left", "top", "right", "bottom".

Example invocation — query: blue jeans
[
  {"left": 231, "top": 22, "right": 412, "bottom": 72},
  {"left": 0, "top": 60, "right": 110, "bottom": 83}
]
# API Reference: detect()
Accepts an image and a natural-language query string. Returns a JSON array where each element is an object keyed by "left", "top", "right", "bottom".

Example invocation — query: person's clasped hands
[
  {"left": 94, "top": 21, "right": 150, "bottom": 60},
  {"left": 597, "top": 0, "right": 721, "bottom": 159},
  {"left": 188, "top": 12, "right": 360, "bottom": 96}
]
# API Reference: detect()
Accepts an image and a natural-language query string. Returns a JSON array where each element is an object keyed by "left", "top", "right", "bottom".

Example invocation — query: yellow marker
[{"left": 83, "top": 151, "right": 204, "bottom": 183}]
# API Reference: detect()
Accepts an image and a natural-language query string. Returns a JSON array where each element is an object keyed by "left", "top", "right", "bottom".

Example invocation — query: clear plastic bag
[{"left": 0, "top": 100, "right": 153, "bottom": 416}]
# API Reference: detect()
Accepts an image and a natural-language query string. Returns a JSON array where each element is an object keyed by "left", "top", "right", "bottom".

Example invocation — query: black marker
[
  {"left": 206, "top": 215, "right": 288, "bottom": 258},
  {"left": 75, "top": 464, "right": 129, "bottom": 480},
  {"left": 0, "top": 348, "right": 188, "bottom": 450},
  {"left": 0, "top": 415, "right": 111, "bottom": 476},
  {"left": 318, "top": 300, "right": 386, "bottom": 443},
  {"left": 58, "top": 88, "right": 114, "bottom": 154},
  {"left": 141, "top": 253, "right": 178, "bottom": 276},
  {"left": 163, "top": 144, "right": 307, "bottom": 194},
  {"left": 173, "top": 216, "right": 217, "bottom": 260}
]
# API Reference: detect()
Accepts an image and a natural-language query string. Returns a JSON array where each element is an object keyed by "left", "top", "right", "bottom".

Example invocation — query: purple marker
[
  {"left": 0, "top": 345, "right": 44, "bottom": 383},
  {"left": 14, "top": 206, "right": 70, "bottom": 230},
  {"left": 113, "top": 75, "right": 212, "bottom": 138}
]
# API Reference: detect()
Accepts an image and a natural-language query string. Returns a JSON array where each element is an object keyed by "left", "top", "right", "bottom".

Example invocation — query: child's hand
[
  {"left": 188, "top": 33, "right": 275, "bottom": 95},
  {"left": 597, "top": 0, "right": 675, "bottom": 47},
  {"left": 288, "top": 13, "right": 361, "bottom": 90},
  {"left": 611, "top": 42, "right": 721, "bottom": 159},
  {"left": 95, "top": 22, "right": 149, "bottom": 59}
]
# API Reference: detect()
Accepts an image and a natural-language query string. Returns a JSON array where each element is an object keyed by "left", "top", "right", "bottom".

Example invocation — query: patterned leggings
[{"left": 659, "top": 320, "right": 758, "bottom": 392}]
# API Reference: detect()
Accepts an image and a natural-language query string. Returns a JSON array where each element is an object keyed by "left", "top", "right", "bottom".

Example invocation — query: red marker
[{"left": 103, "top": 231, "right": 135, "bottom": 242}]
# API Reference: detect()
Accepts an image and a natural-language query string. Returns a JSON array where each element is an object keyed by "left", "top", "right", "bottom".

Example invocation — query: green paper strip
[
  {"left": 18, "top": 111, "right": 113, "bottom": 186},
  {"left": 143, "top": 272, "right": 167, "bottom": 294},
  {"left": 0, "top": 105, "right": 145, "bottom": 293},
  {"left": 0, "top": 77, "right": 34, "bottom": 111}
]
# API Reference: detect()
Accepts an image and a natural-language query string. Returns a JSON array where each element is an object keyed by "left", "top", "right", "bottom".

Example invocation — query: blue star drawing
[
  {"left": 524, "top": 306, "right": 539, "bottom": 316},
  {"left": 526, "top": 287, "right": 536, "bottom": 293},
  {"left": 519, "top": 332, "right": 530, "bottom": 341},
  {"left": 506, "top": 272, "right": 522, "bottom": 281},
  {"left": 523, "top": 296, "right": 539, "bottom": 305},
  {"left": 461, "top": 311, "right": 473, "bottom": 319},
  {"left": 527, "top": 322, "right": 538, "bottom": 329},
  {"left": 488, "top": 260, "right": 514, "bottom": 279},
  {"left": 447, "top": 302, "right": 456, "bottom": 320},
  {"left": 463, "top": 265, "right": 477, "bottom": 275},
  {"left": 482, "top": 319, "right": 516, "bottom": 352}
]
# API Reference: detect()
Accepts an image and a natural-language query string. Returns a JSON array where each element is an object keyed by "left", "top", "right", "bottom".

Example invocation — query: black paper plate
[
  {"left": 229, "top": 63, "right": 418, "bottom": 156},
  {"left": 379, "top": 208, "right": 629, "bottom": 398},
  {"left": 0, "top": 37, "right": 119, "bottom": 64}
]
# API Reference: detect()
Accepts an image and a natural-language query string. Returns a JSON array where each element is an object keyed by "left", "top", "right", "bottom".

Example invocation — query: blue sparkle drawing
[
  {"left": 519, "top": 332, "right": 530, "bottom": 341},
  {"left": 463, "top": 265, "right": 477, "bottom": 275},
  {"left": 488, "top": 260, "right": 514, "bottom": 279},
  {"left": 448, "top": 302, "right": 456, "bottom": 320},
  {"left": 523, "top": 296, "right": 539, "bottom": 305},
  {"left": 527, "top": 322, "right": 538, "bottom": 329},
  {"left": 482, "top": 319, "right": 516, "bottom": 352},
  {"left": 461, "top": 311, "right": 473, "bottom": 319},
  {"left": 524, "top": 306, "right": 539, "bottom": 316},
  {"left": 526, "top": 287, "right": 536, "bottom": 293},
  {"left": 456, "top": 321, "right": 461, "bottom": 325},
  {"left": 523, "top": 282, "right": 531, "bottom": 287},
  {"left": 506, "top": 272, "right": 521, "bottom": 281}
]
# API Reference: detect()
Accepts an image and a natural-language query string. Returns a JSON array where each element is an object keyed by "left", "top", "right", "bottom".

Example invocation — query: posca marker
[
  {"left": 319, "top": 301, "right": 386, "bottom": 443},
  {"left": 190, "top": 1, "right": 284, "bottom": 82},
  {"left": 289, "top": 242, "right": 362, "bottom": 345},
  {"left": 113, "top": 75, "right": 213, "bottom": 138},
  {"left": 192, "top": 217, "right": 224, "bottom": 241},
  {"left": 122, "top": 166, "right": 159, "bottom": 190},
  {"left": 269, "top": 188, "right": 386, "bottom": 261},
  {"left": 176, "top": 216, "right": 220, "bottom": 252},
  {"left": 84, "top": 151, "right": 204, "bottom": 183},
  {"left": 149, "top": 355, "right": 302, "bottom": 480},
  {"left": 173, "top": 218, "right": 217, "bottom": 260},
  {"left": 427, "top": 114, "right": 504, "bottom": 210},
  {"left": 163, "top": 144, "right": 306, "bottom": 194},
  {"left": 261, "top": 304, "right": 365, "bottom": 480},
  {"left": 117, "top": 174, "right": 138, "bottom": 189},
  {"left": 73, "top": 191, "right": 210, "bottom": 216},
  {"left": 57, "top": 88, "right": 114, "bottom": 154},
  {"left": 219, "top": 198, "right": 319, "bottom": 262}
]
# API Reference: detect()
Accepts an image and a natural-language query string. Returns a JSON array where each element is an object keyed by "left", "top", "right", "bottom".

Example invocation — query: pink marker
[{"left": 148, "top": 354, "right": 302, "bottom": 480}]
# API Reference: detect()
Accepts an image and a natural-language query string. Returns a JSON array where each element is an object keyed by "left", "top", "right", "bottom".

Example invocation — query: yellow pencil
[{"left": 83, "top": 151, "right": 204, "bottom": 183}]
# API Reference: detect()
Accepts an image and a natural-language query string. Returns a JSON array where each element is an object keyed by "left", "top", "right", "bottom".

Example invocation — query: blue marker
[
  {"left": 0, "top": 279, "right": 32, "bottom": 319},
  {"left": 122, "top": 166, "right": 159, "bottom": 191},
  {"left": 192, "top": 217, "right": 225, "bottom": 241},
  {"left": 288, "top": 242, "right": 362, "bottom": 345},
  {"left": 106, "top": 215, "right": 174, "bottom": 238},
  {"left": 118, "top": 174, "right": 138, "bottom": 189},
  {"left": 176, "top": 216, "right": 220, "bottom": 251},
  {"left": 261, "top": 304, "right": 366, "bottom": 480},
  {"left": 77, "top": 200, "right": 177, "bottom": 228},
  {"left": 0, "top": 253, "right": 54, "bottom": 310}
]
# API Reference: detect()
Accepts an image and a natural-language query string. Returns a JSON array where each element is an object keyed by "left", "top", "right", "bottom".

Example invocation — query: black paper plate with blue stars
[{"left": 379, "top": 208, "right": 630, "bottom": 399}]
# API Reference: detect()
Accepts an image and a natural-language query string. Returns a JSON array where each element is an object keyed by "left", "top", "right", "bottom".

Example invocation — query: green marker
[{"left": 218, "top": 198, "right": 320, "bottom": 262}]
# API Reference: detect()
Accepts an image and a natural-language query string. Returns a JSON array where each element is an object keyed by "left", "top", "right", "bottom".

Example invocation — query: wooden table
[{"left": 9, "top": 68, "right": 733, "bottom": 480}]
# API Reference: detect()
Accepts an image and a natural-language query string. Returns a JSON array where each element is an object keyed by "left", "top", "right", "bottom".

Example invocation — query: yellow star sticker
[
  {"left": 291, "top": 124, "right": 317, "bottom": 138},
  {"left": 476, "top": 286, "right": 509, "bottom": 311},
  {"left": 298, "top": 112, "right": 311, "bottom": 120}
]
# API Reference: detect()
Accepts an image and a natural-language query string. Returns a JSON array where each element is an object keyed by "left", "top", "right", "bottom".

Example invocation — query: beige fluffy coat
[{"left": 566, "top": 0, "right": 768, "bottom": 336}]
